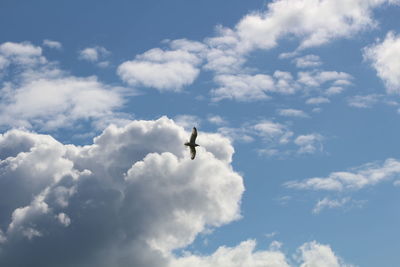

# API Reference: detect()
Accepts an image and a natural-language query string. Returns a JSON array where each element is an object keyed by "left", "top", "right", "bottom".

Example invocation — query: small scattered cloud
[
  {"left": 325, "top": 86, "right": 345, "bottom": 95},
  {"left": 277, "top": 108, "right": 309, "bottom": 118},
  {"left": 312, "top": 197, "right": 351, "bottom": 214},
  {"left": 265, "top": 231, "right": 278, "bottom": 239},
  {"left": 79, "top": 46, "right": 110, "bottom": 67},
  {"left": 312, "top": 197, "right": 366, "bottom": 214},
  {"left": 293, "top": 54, "right": 322, "bottom": 68},
  {"left": 42, "top": 39, "right": 62, "bottom": 50},
  {"left": 294, "top": 134, "right": 324, "bottom": 154},
  {"left": 207, "top": 115, "right": 227, "bottom": 126},
  {"left": 306, "top": 97, "right": 330, "bottom": 105},
  {"left": 347, "top": 94, "right": 382, "bottom": 108}
]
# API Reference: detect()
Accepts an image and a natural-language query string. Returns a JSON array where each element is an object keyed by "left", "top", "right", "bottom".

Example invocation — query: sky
[{"left": 0, "top": 0, "right": 400, "bottom": 266}]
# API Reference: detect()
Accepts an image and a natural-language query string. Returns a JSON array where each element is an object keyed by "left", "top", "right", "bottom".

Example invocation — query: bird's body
[{"left": 185, "top": 127, "right": 199, "bottom": 160}]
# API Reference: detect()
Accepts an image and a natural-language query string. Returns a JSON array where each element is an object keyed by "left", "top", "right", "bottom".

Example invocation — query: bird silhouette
[{"left": 185, "top": 127, "right": 199, "bottom": 160}]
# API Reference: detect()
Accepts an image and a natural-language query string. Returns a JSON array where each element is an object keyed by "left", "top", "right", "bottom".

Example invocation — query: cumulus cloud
[
  {"left": 0, "top": 117, "right": 244, "bottom": 266},
  {"left": 0, "top": 41, "right": 45, "bottom": 67},
  {"left": 114, "top": 0, "right": 375, "bottom": 99},
  {"left": 117, "top": 40, "right": 206, "bottom": 92},
  {"left": 171, "top": 240, "right": 290, "bottom": 267},
  {"left": 234, "top": 0, "right": 395, "bottom": 51},
  {"left": 42, "top": 39, "right": 62, "bottom": 50},
  {"left": 364, "top": 31, "right": 400, "bottom": 94},
  {"left": 0, "top": 41, "right": 127, "bottom": 131},
  {"left": 296, "top": 241, "right": 353, "bottom": 267},
  {"left": 285, "top": 158, "right": 400, "bottom": 191},
  {"left": 79, "top": 46, "right": 110, "bottom": 67},
  {"left": 171, "top": 240, "right": 352, "bottom": 267}
]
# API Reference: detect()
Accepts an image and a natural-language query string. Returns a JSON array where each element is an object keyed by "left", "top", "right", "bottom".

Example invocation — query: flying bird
[{"left": 185, "top": 127, "right": 199, "bottom": 160}]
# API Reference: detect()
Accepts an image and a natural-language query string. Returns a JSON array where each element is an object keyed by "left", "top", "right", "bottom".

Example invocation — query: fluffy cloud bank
[{"left": 0, "top": 117, "right": 243, "bottom": 266}]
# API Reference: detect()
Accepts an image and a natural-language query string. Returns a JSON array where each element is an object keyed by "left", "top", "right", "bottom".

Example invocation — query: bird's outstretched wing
[
  {"left": 190, "top": 146, "right": 196, "bottom": 160},
  {"left": 190, "top": 127, "right": 197, "bottom": 143}
]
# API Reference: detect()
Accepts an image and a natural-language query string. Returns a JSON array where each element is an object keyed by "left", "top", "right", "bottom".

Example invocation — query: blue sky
[{"left": 1, "top": 0, "right": 400, "bottom": 266}]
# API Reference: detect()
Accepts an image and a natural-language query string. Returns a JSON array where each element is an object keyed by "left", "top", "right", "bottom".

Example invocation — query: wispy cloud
[
  {"left": 293, "top": 54, "right": 322, "bottom": 68},
  {"left": 277, "top": 108, "right": 309, "bottom": 118},
  {"left": 285, "top": 158, "right": 400, "bottom": 192}
]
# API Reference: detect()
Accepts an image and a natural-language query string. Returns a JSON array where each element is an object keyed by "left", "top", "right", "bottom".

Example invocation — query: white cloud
[
  {"left": 285, "top": 158, "right": 400, "bottom": 191},
  {"left": 118, "top": 40, "right": 205, "bottom": 92},
  {"left": 364, "top": 31, "right": 400, "bottom": 94},
  {"left": 278, "top": 109, "right": 309, "bottom": 118},
  {"left": 312, "top": 197, "right": 351, "bottom": 214},
  {"left": 325, "top": 86, "right": 344, "bottom": 95},
  {"left": 0, "top": 117, "right": 244, "bottom": 266},
  {"left": 42, "top": 39, "right": 62, "bottom": 50},
  {"left": 79, "top": 46, "right": 109, "bottom": 62},
  {"left": 0, "top": 41, "right": 127, "bottom": 131},
  {"left": 306, "top": 97, "right": 330, "bottom": 105},
  {"left": 211, "top": 71, "right": 301, "bottom": 102},
  {"left": 0, "top": 75, "right": 125, "bottom": 130},
  {"left": 173, "top": 114, "right": 201, "bottom": 130},
  {"left": 171, "top": 240, "right": 290, "bottom": 267},
  {"left": 211, "top": 74, "right": 274, "bottom": 101},
  {"left": 0, "top": 41, "right": 45, "bottom": 66},
  {"left": 253, "top": 121, "right": 293, "bottom": 144},
  {"left": 79, "top": 46, "right": 110, "bottom": 67},
  {"left": 312, "top": 197, "right": 366, "bottom": 214},
  {"left": 347, "top": 94, "right": 382, "bottom": 108},
  {"left": 217, "top": 127, "right": 254, "bottom": 143},
  {"left": 296, "top": 241, "right": 353, "bottom": 267},
  {"left": 210, "top": 69, "right": 352, "bottom": 103},
  {"left": 293, "top": 55, "right": 322, "bottom": 68},
  {"left": 225, "top": 0, "right": 397, "bottom": 55},
  {"left": 298, "top": 71, "right": 352, "bottom": 88},
  {"left": 207, "top": 115, "right": 227, "bottom": 126},
  {"left": 295, "top": 134, "right": 324, "bottom": 154},
  {"left": 56, "top": 212, "right": 71, "bottom": 227},
  {"left": 171, "top": 240, "right": 352, "bottom": 267},
  {"left": 218, "top": 120, "right": 323, "bottom": 158}
]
